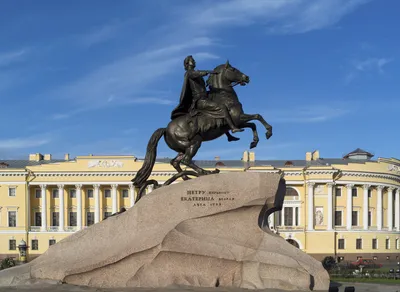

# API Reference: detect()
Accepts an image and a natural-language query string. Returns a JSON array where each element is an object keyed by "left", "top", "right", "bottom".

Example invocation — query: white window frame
[
  {"left": 69, "top": 211, "right": 77, "bottom": 226},
  {"left": 9, "top": 239, "right": 17, "bottom": 250},
  {"left": 8, "top": 187, "right": 16, "bottom": 197},
  {"left": 122, "top": 189, "right": 129, "bottom": 198},
  {"left": 372, "top": 238, "right": 378, "bottom": 250},
  {"left": 352, "top": 210, "right": 359, "bottom": 227},
  {"left": 52, "top": 188, "right": 59, "bottom": 199},
  {"left": 87, "top": 189, "right": 94, "bottom": 198},
  {"left": 338, "top": 238, "right": 345, "bottom": 250},
  {"left": 104, "top": 189, "right": 111, "bottom": 198},
  {"left": 386, "top": 238, "right": 390, "bottom": 250},
  {"left": 356, "top": 238, "right": 363, "bottom": 250},
  {"left": 69, "top": 189, "right": 76, "bottom": 198},
  {"left": 396, "top": 238, "right": 399, "bottom": 250},
  {"left": 7, "top": 210, "right": 17, "bottom": 227},
  {"left": 34, "top": 211, "right": 42, "bottom": 227},
  {"left": 335, "top": 210, "right": 343, "bottom": 226},
  {"left": 31, "top": 239, "right": 39, "bottom": 250}
]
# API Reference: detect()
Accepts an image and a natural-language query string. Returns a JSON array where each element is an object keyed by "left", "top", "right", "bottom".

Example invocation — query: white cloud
[
  {"left": 186, "top": 0, "right": 371, "bottom": 34},
  {"left": 345, "top": 57, "right": 393, "bottom": 83},
  {"left": 43, "top": 0, "right": 369, "bottom": 116},
  {"left": 266, "top": 105, "right": 350, "bottom": 123},
  {"left": 0, "top": 49, "right": 27, "bottom": 67},
  {"left": 0, "top": 136, "right": 50, "bottom": 149}
]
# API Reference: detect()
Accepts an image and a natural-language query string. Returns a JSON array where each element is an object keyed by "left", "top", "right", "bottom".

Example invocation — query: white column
[
  {"left": 307, "top": 182, "right": 315, "bottom": 231},
  {"left": 377, "top": 185, "right": 384, "bottom": 231},
  {"left": 346, "top": 184, "right": 354, "bottom": 230},
  {"left": 292, "top": 207, "right": 296, "bottom": 227},
  {"left": 111, "top": 184, "right": 118, "bottom": 214},
  {"left": 147, "top": 185, "right": 154, "bottom": 194},
  {"left": 76, "top": 184, "right": 82, "bottom": 230},
  {"left": 387, "top": 187, "right": 394, "bottom": 231},
  {"left": 129, "top": 183, "right": 135, "bottom": 207},
  {"left": 363, "top": 184, "right": 370, "bottom": 230},
  {"left": 40, "top": 184, "right": 47, "bottom": 231},
  {"left": 58, "top": 184, "right": 64, "bottom": 231},
  {"left": 395, "top": 188, "right": 400, "bottom": 231},
  {"left": 94, "top": 184, "right": 100, "bottom": 223},
  {"left": 269, "top": 212, "right": 275, "bottom": 228},
  {"left": 281, "top": 206, "right": 285, "bottom": 227},
  {"left": 327, "top": 183, "right": 334, "bottom": 231}
]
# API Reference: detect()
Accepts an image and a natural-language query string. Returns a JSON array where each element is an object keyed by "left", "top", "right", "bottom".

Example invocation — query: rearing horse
[{"left": 132, "top": 61, "right": 273, "bottom": 195}]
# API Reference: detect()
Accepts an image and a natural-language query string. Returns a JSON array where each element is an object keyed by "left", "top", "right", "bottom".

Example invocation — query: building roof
[
  {"left": 155, "top": 157, "right": 376, "bottom": 168},
  {"left": 0, "top": 159, "right": 68, "bottom": 169},
  {"left": 343, "top": 148, "right": 374, "bottom": 159}
]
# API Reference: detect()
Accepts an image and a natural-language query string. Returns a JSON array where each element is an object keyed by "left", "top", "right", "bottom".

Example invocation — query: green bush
[{"left": 0, "top": 257, "right": 16, "bottom": 270}]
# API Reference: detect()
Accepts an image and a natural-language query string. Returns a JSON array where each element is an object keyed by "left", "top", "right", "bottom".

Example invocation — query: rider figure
[{"left": 171, "top": 55, "right": 243, "bottom": 134}]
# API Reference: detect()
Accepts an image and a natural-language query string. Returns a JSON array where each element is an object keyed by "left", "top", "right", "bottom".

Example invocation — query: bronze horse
[{"left": 132, "top": 61, "right": 272, "bottom": 200}]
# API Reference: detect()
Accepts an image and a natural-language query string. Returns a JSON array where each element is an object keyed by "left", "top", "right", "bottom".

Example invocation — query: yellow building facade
[{"left": 0, "top": 149, "right": 399, "bottom": 263}]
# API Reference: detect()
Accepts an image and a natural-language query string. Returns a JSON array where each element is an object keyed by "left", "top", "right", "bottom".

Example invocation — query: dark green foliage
[
  {"left": 0, "top": 257, "right": 16, "bottom": 270},
  {"left": 322, "top": 256, "right": 337, "bottom": 271}
]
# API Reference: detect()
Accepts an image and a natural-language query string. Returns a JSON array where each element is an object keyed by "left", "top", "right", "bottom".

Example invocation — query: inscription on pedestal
[{"left": 181, "top": 190, "right": 234, "bottom": 207}]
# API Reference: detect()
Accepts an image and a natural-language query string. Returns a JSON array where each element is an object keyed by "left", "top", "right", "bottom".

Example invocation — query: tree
[{"left": 322, "top": 256, "right": 336, "bottom": 271}]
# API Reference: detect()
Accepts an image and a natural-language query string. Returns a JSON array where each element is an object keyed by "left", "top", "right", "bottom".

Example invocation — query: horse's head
[{"left": 207, "top": 60, "right": 250, "bottom": 89}]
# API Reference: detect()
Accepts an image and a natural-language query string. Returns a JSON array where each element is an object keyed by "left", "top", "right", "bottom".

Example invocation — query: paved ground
[{"left": 0, "top": 282, "right": 399, "bottom": 292}]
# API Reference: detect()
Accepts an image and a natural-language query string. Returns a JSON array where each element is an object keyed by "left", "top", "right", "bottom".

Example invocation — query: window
[
  {"left": 52, "top": 212, "right": 59, "bottom": 226},
  {"left": 335, "top": 188, "right": 342, "bottom": 197},
  {"left": 368, "top": 211, "right": 372, "bottom": 227},
  {"left": 372, "top": 238, "right": 377, "bottom": 250},
  {"left": 9, "top": 239, "right": 16, "bottom": 250},
  {"left": 31, "top": 239, "right": 39, "bottom": 250},
  {"left": 352, "top": 211, "right": 358, "bottom": 226},
  {"left": 385, "top": 239, "right": 390, "bottom": 249},
  {"left": 52, "top": 189, "right": 59, "bottom": 198},
  {"left": 356, "top": 238, "right": 362, "bottom": 250},
  {"left": 8, "top": 211, "right": 16, "bottom": 227},
  {"left": 87, "top": 212, "right": 95, "bottom": 226},
  {"left": 352, "top": 188, "right": 358, "bottom": 197},
  {"left": 338, "top": 239, "right": 345, "bottom": 249},
  {"left": 335, "top": 211, "right": 342, "bottom": 226},
  {"left": 69, "top": 212, "right": 77, "bottom": 226},
  {"left": 35, "top": 212, "right": 42, "bottom": 226},
  {"left": 275, "top": 210, "right": 282, "bottom": 226},
  {"left": 285, "top": 188, "right": 298, "bottom": 197},
  {"left": 104, "top": 189, "right": 111, "bottom": 198},
  {"left": 295, "top": 207, "right": 299, "bottom": 226},
  {"left": 69, "top": 189, "right": 76, "bottom": 198},
  {"left": 284, "top": 207, "right": 293, "bottom": 226},
  {"left": 396, "top": 239, "right": 399, "bottom": 250},
  {"left": 122, "top": 189, "right": 129, "bottom": 198},
  {"left": 368, "top": 189, "right": 372, "bottom": 198},
  {"left": 35, "top": 189, "right": 41, "bottom": 198},
  {"left": 87, "top": 189, "right": 94, "bottom": 198},
  {"left": 8, "top": 187, "right": 16, "bottom": 197},
  {"left": 49, "top": 239, "right": 56, "bottom": 246},
  {"left": 104, "top": 212, "right": 112, "bottom": 219}
]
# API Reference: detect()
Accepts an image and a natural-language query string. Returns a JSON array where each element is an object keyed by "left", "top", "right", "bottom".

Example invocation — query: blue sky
[{"left": 0, "top": 0, "right": 399, "bottom": 161}]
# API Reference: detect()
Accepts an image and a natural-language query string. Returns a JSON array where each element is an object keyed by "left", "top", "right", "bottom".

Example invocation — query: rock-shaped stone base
[{"left": 0, "top": 172, "right": 329, "bottom": 291}]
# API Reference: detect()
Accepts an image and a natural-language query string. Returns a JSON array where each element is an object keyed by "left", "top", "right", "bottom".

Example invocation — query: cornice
[
  {"left": 32, "top": 171, "right": 177, "bottom": 177},
  {"left": 341, "top": 171, "right": 400, "bottom": 183},
  {"left": 0, "top": 172, "right": 27, "bottom": 177}
]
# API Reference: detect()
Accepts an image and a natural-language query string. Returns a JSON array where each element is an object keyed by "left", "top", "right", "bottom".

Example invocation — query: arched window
[{"left": 285, "top": 187, "right": 298, "bottom": 197}]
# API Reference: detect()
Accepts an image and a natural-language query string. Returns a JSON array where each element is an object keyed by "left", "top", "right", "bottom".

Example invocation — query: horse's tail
[{"left": 131, "top": 128, "right": 166, "bottom": 189}]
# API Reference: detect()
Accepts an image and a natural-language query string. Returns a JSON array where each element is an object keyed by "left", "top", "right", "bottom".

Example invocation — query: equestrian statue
[{"left": 132, "top": 55, "right": 273, "bottom": 201}]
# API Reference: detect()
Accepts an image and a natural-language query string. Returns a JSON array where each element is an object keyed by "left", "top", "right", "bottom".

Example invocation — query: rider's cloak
[{"left": 170, "top": 71, "right": 193, "bottom": 120}]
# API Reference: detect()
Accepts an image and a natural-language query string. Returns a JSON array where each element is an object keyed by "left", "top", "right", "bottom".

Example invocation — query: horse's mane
[{"left": 206, "top": 64, "right": 225, "bottom": 88}]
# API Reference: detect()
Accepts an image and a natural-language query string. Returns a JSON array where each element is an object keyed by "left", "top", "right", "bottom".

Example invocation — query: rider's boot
[{"left": 222, "top": 107, "right": 244, "bottom": 133}]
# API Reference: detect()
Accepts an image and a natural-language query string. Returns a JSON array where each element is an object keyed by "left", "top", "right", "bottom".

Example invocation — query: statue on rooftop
[{"left": 132, "top": 56, "right": 273, "bottom": 201}]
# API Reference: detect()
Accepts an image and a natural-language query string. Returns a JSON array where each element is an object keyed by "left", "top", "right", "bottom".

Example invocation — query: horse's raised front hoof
[
  {"left": 266, "top": 131, "right": 273, "bottom": 139},
  {"left": 250, "top": 141, "right": 258, "bottom": 149},
  {"left": 212, "top": 168, "right": 220, "bottom": 174}
]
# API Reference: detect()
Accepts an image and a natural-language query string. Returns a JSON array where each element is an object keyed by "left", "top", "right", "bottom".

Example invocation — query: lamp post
[{"left": 17, "top": 239, "right": 28, "bottom": 263}]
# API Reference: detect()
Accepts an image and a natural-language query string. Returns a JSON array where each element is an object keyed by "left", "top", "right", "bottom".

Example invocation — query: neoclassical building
[{"left": 0, "top": 148, "right": 399, "bottom": 263}]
